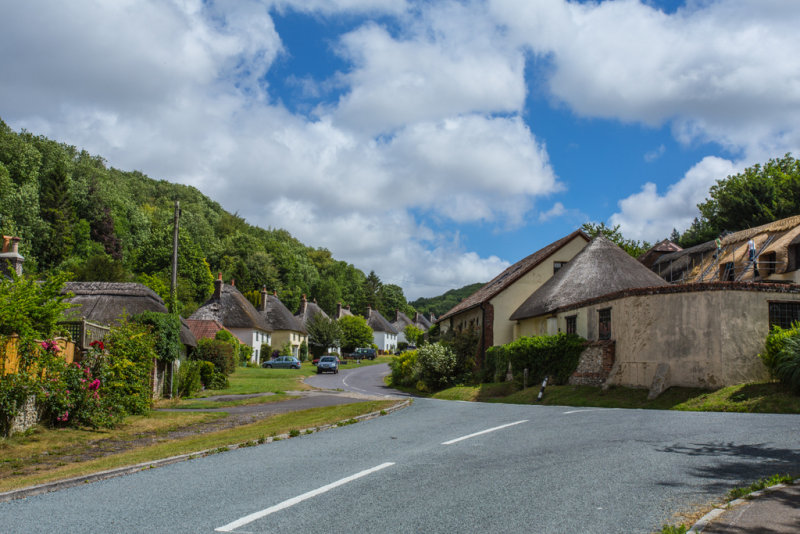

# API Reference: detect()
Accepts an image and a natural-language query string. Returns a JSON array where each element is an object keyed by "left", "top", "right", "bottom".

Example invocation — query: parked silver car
[{"left": 262, "top": 356, "right": 301, "bottom": 369}]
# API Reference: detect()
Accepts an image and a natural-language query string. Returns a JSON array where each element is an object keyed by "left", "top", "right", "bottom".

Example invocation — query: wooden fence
[{"left": 1, "top": 336, "right": 77, "bottom": 375}]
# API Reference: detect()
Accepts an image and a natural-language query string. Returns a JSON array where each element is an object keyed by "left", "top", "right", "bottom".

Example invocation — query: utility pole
[
  {"left": 170, "top": 201, "right": 180, "bottom": 314},
  {"left": 169, "top": 201, "right": 180, "bottom": 399}
]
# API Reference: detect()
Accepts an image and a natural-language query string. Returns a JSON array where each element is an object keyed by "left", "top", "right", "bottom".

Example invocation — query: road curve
[{"left": 305, "top": 362, "right": 410, "bottom": 399}]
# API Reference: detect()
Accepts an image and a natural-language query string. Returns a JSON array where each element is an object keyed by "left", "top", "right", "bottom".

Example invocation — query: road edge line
[{"left": 0, "top": 399, "right": 411, "bottom": 503}]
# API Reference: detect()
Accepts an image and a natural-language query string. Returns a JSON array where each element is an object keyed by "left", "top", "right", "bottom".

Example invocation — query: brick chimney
[
  {"left": 298, "top": 294, "right": 307, "bottom": 316},
  {"left": 0, "top": 236, "right": 24, "bottom": 277},
  {"left": 336, "top": 302, "right": 342, "bottom": 318},
  {"left": 213, "top": 273, "right": 223, "bottom": 299},
  {"left": 395, "top": 309, "right": 401, "bottom": 322},
  {"left": 260, "top": 286, "right": 268, "bottom": 312}
]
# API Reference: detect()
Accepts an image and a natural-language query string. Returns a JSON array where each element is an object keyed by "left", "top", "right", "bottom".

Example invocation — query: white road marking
[
  {"left": 441, "top": 420, "right": 528, "bottom": 445},
  {"left": 562, "top": 409, "right": 601, "bottom": 414},
  {"left": 215, "top": 462, "right": 395, "bottom": 532}
]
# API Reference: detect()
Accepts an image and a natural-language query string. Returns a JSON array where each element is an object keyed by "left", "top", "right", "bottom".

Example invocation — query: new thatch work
[
  {"left": 62, "top": 282, "right": 197, "bottom": 348},
  {"left": 511, "top": 236, "right": 669, "bottom": 322},
  {"left": 652, "top": 214, "right": 800, "bottom": 283}
]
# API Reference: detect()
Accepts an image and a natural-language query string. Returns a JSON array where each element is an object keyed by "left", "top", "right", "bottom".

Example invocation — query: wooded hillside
[{"left": 0, "top": 119, "right": 414, "bottom": 319}]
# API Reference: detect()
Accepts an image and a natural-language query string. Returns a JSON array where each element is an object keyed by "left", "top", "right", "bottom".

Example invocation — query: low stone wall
[
  {"left": 569, "top": 340, "right": 615, "bottom": 386},
  {"left": 2, "top": 395, "right": 38, "bottom": 437}
]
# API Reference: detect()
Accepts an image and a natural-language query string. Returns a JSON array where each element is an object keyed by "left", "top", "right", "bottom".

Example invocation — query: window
[
  {"left": 760, "top": 252, "right": 777, "bottom": 276},
  {"left": 720, "top": 262, "right": 735, "bottom": 281},
  {"left": 565, "top": 315, "right": 577, "bottom": 335},
  {"left": 769, "top": 302, "right": 800, "bottom": 329},
  {"left": 598, "top": 308, "right": 611, "bottom": 340},
  {"left": 553, "top": 261, "right": 567, "bottom": 274}
]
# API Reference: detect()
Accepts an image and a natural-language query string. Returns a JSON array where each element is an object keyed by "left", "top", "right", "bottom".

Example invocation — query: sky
[{"left": 2, "top": 0, "right": 800, "bottom": 300}]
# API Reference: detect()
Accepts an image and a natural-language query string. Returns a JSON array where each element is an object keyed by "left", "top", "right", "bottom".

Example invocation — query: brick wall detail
[{"left": 569, "top": 340, "right": 615, "bottom": 386}]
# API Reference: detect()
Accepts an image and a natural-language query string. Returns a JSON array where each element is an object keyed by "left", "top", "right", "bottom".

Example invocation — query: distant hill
[{"left": 410, "top": 282, "right": 485, "bottom": 317}]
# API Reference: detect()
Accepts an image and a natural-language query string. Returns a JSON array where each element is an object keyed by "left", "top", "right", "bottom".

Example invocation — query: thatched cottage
[
  {"left": 365, "top": 306, "right": 397, "bottom": 352},
  {"left": 437, "top": 229, "right": 590, "bottom": 362},
  {"left": 259, "top": 288, "right": 307, "bottom": 358},
  {"left": 190, "top": 276, "right": 271, "bottom": 364},
  {"left": 510, "top": 236, "right": 800, "bottom": 394},
  {"left": 652, "top": 214, "right": 800, "bottom": 284}
]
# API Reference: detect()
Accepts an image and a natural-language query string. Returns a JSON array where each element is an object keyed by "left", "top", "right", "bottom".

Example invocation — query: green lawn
[{"left": 413, "top": 380, "right": 800, "bottom": 414}]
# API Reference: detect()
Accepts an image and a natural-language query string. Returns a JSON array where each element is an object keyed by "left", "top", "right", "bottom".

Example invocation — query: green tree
[
  {"left": 362, "top": 270, "right": 382, "bottom": 313},
  {"left": 581, "top": 222, "right": 651, "bottom": 257},
  {"left": 306, "top": 312, "right": 341, "bottom": 357},
  {"left": 678, "top": 154, "right": 800, "bottom": 247},
  {"left": 338, "top": 315, "right": 373, "bottom": 353},
  {"left": 403, "top": 325, "right": 425, "bottom": 347},
  {"left": 378, "top": 283, "right": 412, "bottom": 319}
]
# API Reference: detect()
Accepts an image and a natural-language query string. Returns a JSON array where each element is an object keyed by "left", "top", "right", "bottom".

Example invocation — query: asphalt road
[
  {"left": 3, "top": 369, "right": 799, "bottom": 533},
  {"left": 305, "top": 361, "right": 410, "bottom": 398}
]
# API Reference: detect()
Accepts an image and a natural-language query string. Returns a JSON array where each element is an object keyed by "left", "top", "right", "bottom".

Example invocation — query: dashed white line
[
  {"left": 441, "top": 420, "right": 528, "bottom": 445},
  {"left": 215, "top": 462, "right": 395, "bottom": 532}
]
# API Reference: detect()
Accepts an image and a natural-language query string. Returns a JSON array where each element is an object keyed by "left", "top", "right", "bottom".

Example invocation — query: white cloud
[
  {"left": 489, "top": 0, "right": 800, "bottom": 160},
  {"left": 644, "top": 144, "right": 666, "bottom": 163},
  {"left": 329, "top": 2, "right": 526, "bottom": 134},
  {"left": 538, "top": 202, "right": 565, "bottom": 222},
  {"left": 609, "top": 156, "right": 738, "bottom": 242}
]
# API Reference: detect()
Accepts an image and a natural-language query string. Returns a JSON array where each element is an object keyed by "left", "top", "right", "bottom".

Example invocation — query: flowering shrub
[
  {"left": 416, "top": 343, "right": 457, "bottom": 390},
  {"left": 389, "top": 350, "right": 419, "bottom": 388}
]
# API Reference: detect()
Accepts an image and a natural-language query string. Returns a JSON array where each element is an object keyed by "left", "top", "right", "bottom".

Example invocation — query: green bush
[
  {"left": 416, "top": 343, "right": 457, "bottom": 390},
  {"left": 214, "top": 330, "right": 240, "bottom": 363},
  {"left": 760, "top": 324, "right": 800, "bottom": 378},
  {"left": 102, "top": 319, "right": 157, "bottom": 416},
  {"left": 389, "top": 350, "right": 419, "bottom": 387},
  {"left": 133, "top": 311, "right": 182, "bottom": 362},
  {"left": 440, "top": 327, "right": 480, "bottom": 382},
  {"left": 775, "top": 336, "right": 800, "bottom": 393},
  {"left": 196, "top": 338, "right": 236, "bottom": 375},
  {"left": 240, "top": 344, "right": 253, "bottom": 365},
  {"left": 486, "top": 333, "right": 586, "bottom": 385},
  {"left": 178, "top": 360, "right": 203, "bottom": 397}
]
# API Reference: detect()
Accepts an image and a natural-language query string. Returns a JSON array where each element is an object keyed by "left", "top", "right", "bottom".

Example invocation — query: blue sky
[{"left": 2, "top": 0, "right": 799, "bottom": 298}]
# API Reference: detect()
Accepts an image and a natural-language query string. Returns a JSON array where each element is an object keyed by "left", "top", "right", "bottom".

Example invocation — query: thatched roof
[
  {"left": 262, "top": 293, "right": 307, "bottom": 334},
  {"left": 62, "top": 282, "right": 197, "bottom": 347},
  {"left": 638, "top": 239, "right": 682, "bottom": 269},
  {"left": 190, "top": 283, "right": 271, "bottom": 332},
  {"left": 510, "top": 236, "right": 669, "bottom": 320},
  {"left": 367, "top": 307, "right": 398, "bottom": 334},
  {"left": 654, "top": 214, "right": 800, "bottom": 282},
  {"left": 391, "top": 310, "right": 414, "bottom": 333},
  {"left": 334, "top": 303, "right": 354, "bottom": 320},
  {"left": 295, "top": 297, "right": 329, "bottom": 328},
  {"left": 438, "top": 229, "right": 590, "bottom": 322},
  {"left": 393, "top": 310, "right": 432, "bottom": 333},
  {"left": 415, "top": 312, "right": 433, "bottom": 330}
]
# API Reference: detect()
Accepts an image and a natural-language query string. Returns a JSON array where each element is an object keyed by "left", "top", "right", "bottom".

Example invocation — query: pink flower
[{"left": 88, "top": 379, "right": 101, "bottom": 391}]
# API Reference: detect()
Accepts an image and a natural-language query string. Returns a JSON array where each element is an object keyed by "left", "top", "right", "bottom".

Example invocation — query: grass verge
[
  {"left": 0, "top": 400, "right": 398, "bottom": 493},
  {"left": 423, "top": 381, "right": 800, "bottom": 413}
]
